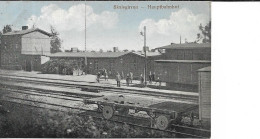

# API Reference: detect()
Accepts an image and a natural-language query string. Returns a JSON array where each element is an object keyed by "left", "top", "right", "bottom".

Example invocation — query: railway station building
[
  {"left": 0, "top": 26, "right": 51, "bottom": 71},
  {"left": 49, "top": 51, "right": 162, "bottom": 78}
]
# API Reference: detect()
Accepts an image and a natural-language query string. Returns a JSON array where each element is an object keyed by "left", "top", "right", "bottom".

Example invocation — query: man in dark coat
[
  {"left": 96, "top": 72, "right": 101, "bottom": 83},
  {"left": 116, "top": 72, "right": 121, "bottom": 87},
  {"left": 152, "top": 72, "right": 155, "bottom": 82},
  {"left": 148, "top": 71, "right": 152, "bottom": 84},
  {"left": 126, "top": 74, "right": 130, "bottom": 86}
]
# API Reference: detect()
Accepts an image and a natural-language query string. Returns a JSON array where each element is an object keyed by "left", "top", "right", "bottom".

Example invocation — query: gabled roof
[
  {"left": 49, "top": 51, "right": 161, "bottom": 58},
  {"left": 3, "top": 28, "right": 52, "bottom": 37},
  {"left": 157, "top": 43, "right": 211, "bottom": 50},
  {"left": 48, "top": 51, "right": 131, "bottom": 58}
]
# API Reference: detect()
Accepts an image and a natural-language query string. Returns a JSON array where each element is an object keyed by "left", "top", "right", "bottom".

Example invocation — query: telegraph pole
[
  {"left": 144, "top": 26, "right": 147, "bottom": 86},
  {"left": 140, "top": 26, "right": 147, "bottom": 86},
  {"left": 84, "top": 1, "right": 87, "bottom": 52}
]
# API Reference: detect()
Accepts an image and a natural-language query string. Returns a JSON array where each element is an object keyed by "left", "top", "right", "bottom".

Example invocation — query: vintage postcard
[{"left": 0, "top": 1, "right": 211, "bottom": 138}]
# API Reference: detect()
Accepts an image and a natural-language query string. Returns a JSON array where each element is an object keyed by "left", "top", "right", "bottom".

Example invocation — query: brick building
[{"left": 0, "top": 26, "right": 51, "bottom": 71}]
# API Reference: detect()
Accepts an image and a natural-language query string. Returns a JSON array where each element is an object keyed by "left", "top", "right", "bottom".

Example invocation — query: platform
[{"left": 0, "top": 69, "right": 199, "bottom": 98}]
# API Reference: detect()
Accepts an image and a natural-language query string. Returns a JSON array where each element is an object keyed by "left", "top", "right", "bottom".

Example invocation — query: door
[{"left": 25, "top": 60, "right": 32, "bottom": 71}]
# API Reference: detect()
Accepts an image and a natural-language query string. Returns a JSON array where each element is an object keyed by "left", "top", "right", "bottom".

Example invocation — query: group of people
[
  {"left": 140, "top": 72, "right": 161, "bottom": 86},
  {"left": 96, "top": 70, "right": 161, "bottom": 87},
  {"left": 96, "top": 69, "right": 109, "bottom": 83},
  {"left": 116, "top": 72, "right": 133, "bottom": 87}
]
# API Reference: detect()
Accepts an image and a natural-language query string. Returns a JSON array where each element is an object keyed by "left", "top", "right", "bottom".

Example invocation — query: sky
[{"left": 0, "top": 1, "right": 210, "bottom": 51}]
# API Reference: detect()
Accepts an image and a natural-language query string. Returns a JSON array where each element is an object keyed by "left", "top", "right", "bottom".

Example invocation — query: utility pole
[
  {"left": 84, "top": 1, "right": 87, "bottom": 74},
  {"left": 85, "top": 0, "right": 87, "bottom": 52},
  {"left": 144, "top": 26, "right": 147, "bottom": 86},
  {"left": 140, "top": 26, "right": 147, "bottom": 86}
]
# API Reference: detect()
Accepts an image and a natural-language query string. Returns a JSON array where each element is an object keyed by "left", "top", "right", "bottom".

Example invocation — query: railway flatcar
[
  {"left": 154, "top": 60, "right": 211, "bottom": 91},
  {"left": 84, "top": 94, "right": 198, "bottom": 130}
]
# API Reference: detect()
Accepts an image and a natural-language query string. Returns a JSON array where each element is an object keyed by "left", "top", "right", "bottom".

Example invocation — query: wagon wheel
[
  {"left": 102, "top": 106, "right": 114, "bottom": 119},
  {"left": 156, "top": 115, "right": 169, "bottom": 130}
]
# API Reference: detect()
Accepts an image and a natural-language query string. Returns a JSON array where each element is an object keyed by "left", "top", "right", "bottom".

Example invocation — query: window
[
  {"left": 94, "top": 60, "right": 98, "bottom": 70},
  {"left": 110, "top": 60, "right": 114, "bottom": 71},
  {"left": 15, "top": 44, "right": 19, "bottom": 49},
  {"left": 14, "top": 55, "right": 18, "bottom": 63}
]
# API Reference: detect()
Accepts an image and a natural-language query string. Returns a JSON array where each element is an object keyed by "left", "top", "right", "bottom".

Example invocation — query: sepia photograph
[{"left": 0, "top": 1, "right": 211, "bottom": 138}]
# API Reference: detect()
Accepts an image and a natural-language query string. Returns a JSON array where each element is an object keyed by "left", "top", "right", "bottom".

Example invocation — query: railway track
[
  {"left": 0, "top": 75, "right": 198, "bottom": 102},
  {"left": 0, "top": 84, "right": 209, "bottom": 138}
]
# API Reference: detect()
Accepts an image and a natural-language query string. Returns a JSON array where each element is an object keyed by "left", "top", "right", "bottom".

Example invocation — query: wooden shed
[
  {"left": 198, "top": 66, "right": 211, "bottom": 125},
  {"left": 154, "top": 60, "right": 211, "bottom": 91}
]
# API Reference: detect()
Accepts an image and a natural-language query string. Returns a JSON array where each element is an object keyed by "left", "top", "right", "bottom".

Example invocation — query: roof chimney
[
  {"left": 22, "top": 26, "right": 28, "bottom": 30},
  {"left": 113, "top": 47, "right": 119, "bottom": 52}
]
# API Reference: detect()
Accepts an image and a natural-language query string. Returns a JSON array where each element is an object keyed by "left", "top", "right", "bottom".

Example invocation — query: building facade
[
  {"left": 0, "top": 27, "right": 51, "bottom": 71},
  {"left": 154, "top": 43, "right": 211, "bottom": 91},
  {"left": 49, "top": 51, "right": 161, "bottom": 78}
]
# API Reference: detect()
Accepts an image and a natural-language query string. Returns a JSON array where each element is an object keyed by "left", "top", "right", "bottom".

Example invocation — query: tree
[
  {"left": 50, "top": 26, "right": 62, "bottom": 53},
  {"left": 3, "top": 25, "right": 12, "bottom": 34},
  {"left": 197, "top": 21, "right": 211, "bottom": 43}
]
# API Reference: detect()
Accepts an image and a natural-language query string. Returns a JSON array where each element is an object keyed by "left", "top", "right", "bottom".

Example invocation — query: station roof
[
  {"left": 132, "top": 51, "right": 161, "bottom": 57},
  {"left": 155, "top": 60, "right": 211, "bottom": 63},
  {"left": 3, "top": 28, "right": 52, "bottom": 37},
  {"left": 49, "top": 51, "right": 161, "bottom": 58},
  {"left": 198, "top": 66, "right": 211, "bottom": 72},
  {"left": 48, "top": 51, "right": 130, "bottom": 58},
  {"left": 157, "top": 43, "right": 211, "bottom": 50}
]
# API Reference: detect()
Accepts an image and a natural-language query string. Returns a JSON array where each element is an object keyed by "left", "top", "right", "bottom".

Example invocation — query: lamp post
[{"left": 140, "top": 26, "right": 147, "bottom": 86}]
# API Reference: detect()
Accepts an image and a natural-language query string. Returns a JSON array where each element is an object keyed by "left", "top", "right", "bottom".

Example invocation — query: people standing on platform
[
  {"left": 104, "top": 70, "right": 108, "bottom": 81},
  {"left": 140, "top": 74, "right": 144, "bottom": 85},
  {"left": 129, "top": 72, "right": 133, "bottom": 84},
  {"left": 121, "top": 71, "right": 124, "bottom": 79},
  {"left": 116, "top": 72, "right": 121, "bottom": 87},
  {"left": 97, "top": 72, "right": 101, "bottom": 83},
  {"left": 156, "top": 75, "right": 162, "bottom": 89},
  {"left": 126, "top": 74, "right": 130, "bottom": 86},
  {"left": 148, "top": 71, "right": 152, "bottom": 84},
  {"left": 152, "top": 72, "right": 155, "bottom": 82}
]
